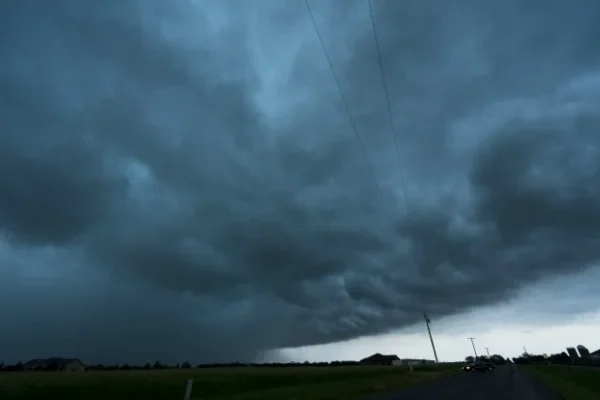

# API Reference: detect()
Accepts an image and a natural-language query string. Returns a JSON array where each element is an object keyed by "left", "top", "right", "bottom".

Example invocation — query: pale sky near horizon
[
  {"left": 2, "top": 0, "right": 600, "bottom": 365},
  {"left": 279, "top": 267, "right": 600, "bottom": 362},
  {"left": 279, "top": 316, "right": 600, "bottom": 363}
]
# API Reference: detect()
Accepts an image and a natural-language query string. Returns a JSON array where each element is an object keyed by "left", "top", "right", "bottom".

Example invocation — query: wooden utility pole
[{"left": 424, "top": 312, "right": 439, "bottom": 363}]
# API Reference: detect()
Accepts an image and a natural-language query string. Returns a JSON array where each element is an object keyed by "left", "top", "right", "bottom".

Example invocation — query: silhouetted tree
[
  {"left": 153, "top": 360, "right": 164, "bottom": 369},
  {"left": 549, "top": 352, "right": 571, "bottom": 364},
  {"left": 490, "top": 355, "right": 506, "bottom": 365}
]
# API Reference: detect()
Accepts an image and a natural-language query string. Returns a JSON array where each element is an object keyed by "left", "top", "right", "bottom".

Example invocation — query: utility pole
[
  {"left": 485, "top": 347, "right": 491, "bottom": 360},
  {"left": 468, "top": 337, "right": 478, "bottom": 360},
  {"left": 523, "top": 346, "right": 528, "bottom": 355},
  {"left": 424, "top": 312, "right": 439, "bottom": 363}
]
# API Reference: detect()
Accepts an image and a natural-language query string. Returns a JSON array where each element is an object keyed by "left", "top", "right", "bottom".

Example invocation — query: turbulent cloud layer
[{"left": 1, "top": 0, "right": 599, "bottom": 363}]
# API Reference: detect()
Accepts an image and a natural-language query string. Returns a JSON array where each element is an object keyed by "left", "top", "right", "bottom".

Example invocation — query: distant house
[
  {"left": 360, "top": 353, "right": 400, "bottom": 366},
  {"left": 24, "top": 357, "right": 85, "bottom": 372}
]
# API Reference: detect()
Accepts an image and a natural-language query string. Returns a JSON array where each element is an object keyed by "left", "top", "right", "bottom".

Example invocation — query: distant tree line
[
  {"left": 21, "top": 353, "right": 597, "bottom": 372},
  {"left": 0, "top": 360, "right": 364, "bottom": 372},
  {"left": 84, "top": 360, "right": 362, "bottom": 371},
  {"left": 511, "top": 352, "right": 559, "bottom": 365},
  {"left": 511, "top": 351, "right": 598, "bottom": 367}
]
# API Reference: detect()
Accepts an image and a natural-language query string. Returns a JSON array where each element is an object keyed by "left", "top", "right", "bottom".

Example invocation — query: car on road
[{"left": 462, "top": 362, "right": 494, "bottom": 372}]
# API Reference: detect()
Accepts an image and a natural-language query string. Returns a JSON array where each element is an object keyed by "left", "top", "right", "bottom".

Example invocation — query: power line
[
  {"left": 368, "top": 2, "right": 440, "bottom": 363},
  {"left": 304, "top": 0, "right": 382, "bottom": 193},
  {"left": 367, "top": 0, "right": 409, "bottom": 211},
  {"left": 367, "top": 2, "right": 440, "bottom": 363},
  {"left": 367, "top": 1, "right": 424, "bottom": 262}
]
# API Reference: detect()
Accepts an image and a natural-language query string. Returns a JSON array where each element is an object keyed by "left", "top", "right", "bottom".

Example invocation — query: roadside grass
[
  {"left": 523, "top": 364, "right": 600, "bottom": 400},
  {"left": 0, "top": 364, "right": 459, "bottom": 400}
]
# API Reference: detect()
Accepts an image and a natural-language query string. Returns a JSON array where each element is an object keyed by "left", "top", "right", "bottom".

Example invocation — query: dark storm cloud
[{"left": 1, "top": 0, "right": 600, "bottom": 363}]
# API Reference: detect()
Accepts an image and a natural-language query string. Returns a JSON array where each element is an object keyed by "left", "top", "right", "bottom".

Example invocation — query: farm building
[
  {"left": 359, "top": 353, "right": 400, "bottom": 366},
  {"left": 589, "top": 348, "right": 600, "bottom": 363},
  {"left": 24, "top": 357, "right": 85, "bottom": 372}
]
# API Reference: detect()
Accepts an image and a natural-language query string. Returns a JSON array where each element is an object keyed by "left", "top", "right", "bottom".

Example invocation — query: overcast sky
[{"left": 1, "top": 0, "right": 600, "bottom": 365}]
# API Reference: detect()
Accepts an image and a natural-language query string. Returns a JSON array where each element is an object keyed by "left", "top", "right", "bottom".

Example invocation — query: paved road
[{"left": 374, "top": 364, "right": 564, "bottom": 400}]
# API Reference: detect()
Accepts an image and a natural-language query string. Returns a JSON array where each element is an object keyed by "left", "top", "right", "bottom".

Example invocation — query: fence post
[{"left": 183, "top": 379, "right": 193, "bottom": 400}]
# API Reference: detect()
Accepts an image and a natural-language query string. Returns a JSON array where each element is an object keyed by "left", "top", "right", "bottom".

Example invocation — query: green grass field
[
  {"left": 0, "top": 364, "right": 459, "bottom": 400},
  {"left": 523, "top": 364, "right": 600, "bottom": 400}
]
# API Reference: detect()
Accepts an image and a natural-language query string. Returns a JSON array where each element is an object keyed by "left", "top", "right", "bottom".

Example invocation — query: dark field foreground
[
  {"left": 0, "top": 365, "right": 458, "bottom": 400},
  {"left": 523, "top": 364, "right": 600, "bottom": 400}
]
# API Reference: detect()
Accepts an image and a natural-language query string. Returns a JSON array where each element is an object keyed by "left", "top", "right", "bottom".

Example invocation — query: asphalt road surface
[{"left": 374, "top": 364, "right": 564, "bottom": 400}]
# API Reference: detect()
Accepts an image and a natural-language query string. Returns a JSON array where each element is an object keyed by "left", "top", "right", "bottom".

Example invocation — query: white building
[{"left": 392, "top": 358, "right": 436, "bottom": 366}]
